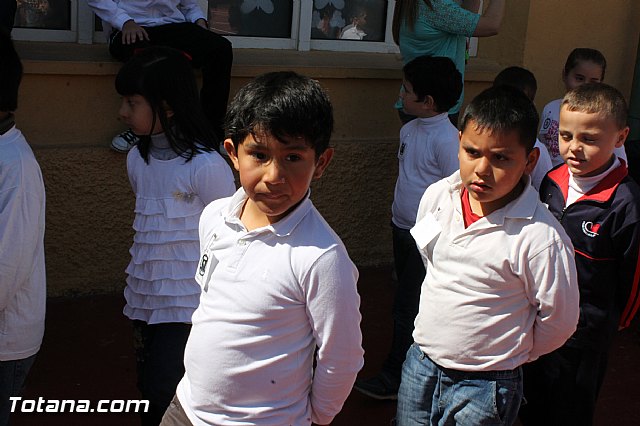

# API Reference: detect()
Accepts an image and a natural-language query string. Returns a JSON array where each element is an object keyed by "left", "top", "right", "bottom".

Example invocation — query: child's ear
[
  {"left": 161, "top": 101, "right": 174, "bottom": 119},
  {"left": 223, "top": 139, "right": 240, "bottom": 171},
  {"left": 422, "top": 95, "right": 435, "bottom": 111},
  {"left": 524, "top": 146, "right": 540, "bottom": 175},
  {"left": 615, "top": 126, "right": 630, "bottom": 148},
  {"left": 313, "top": 148, "right": 334, "bottom": 180}
]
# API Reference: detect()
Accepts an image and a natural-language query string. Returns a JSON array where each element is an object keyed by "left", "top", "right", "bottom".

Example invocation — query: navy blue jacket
[{"left": 539, "top": 162, "right": 640, "bottom": 351}]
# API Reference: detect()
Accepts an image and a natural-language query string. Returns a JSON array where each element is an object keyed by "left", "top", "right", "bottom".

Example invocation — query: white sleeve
[
  {"left": 525, "top": 236, "right": 580, "bottom": 361},
  {"left": 0, "top": 173, "right": 44, "bottom": 310},
  {"left": 192, "top": 154, "right": 236, "bottom": 206},
  {"left": 177, "top": 0, "right": 207, "bottom": 23},
  {"left": 87, "top": 0, "right": 133, "bottom": 30},
  {"left": 303, "top": 249, "right": 364, "bottom": 425}
]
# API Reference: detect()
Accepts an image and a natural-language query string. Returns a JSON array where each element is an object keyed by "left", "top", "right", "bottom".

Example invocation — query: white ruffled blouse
[{"left": 124, "top": 135, "right": 236, "bottom": 324}]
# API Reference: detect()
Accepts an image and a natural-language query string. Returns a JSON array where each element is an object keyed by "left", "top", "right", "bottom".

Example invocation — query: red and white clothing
[
  {"left": 176, "top": 188, "right": 364, "bottom": 425},
  {"left": 410, "top": 172, "right": 579, "bottom": 371}
]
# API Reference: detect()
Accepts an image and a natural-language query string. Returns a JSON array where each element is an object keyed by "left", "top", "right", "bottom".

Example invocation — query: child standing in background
[
  {"left": 539, "top": 48, "right": 626, "bottom": 166},
  {"left": 354, "top": 55, "right": 462, "bottom": 401},
  {"left": 492, "top": 65, "right": 553, "bottom": 190},
  {"left": 0, "top": 28, "right": 46, "bottom": 426},
  {"left": 116, "top": 47, "right": 235, "bottom": 426},
  {"left": 520, "top": 83, "right": 640, "bottom": 426}
]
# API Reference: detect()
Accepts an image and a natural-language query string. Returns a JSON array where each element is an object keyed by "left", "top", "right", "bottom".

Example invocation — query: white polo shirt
[
  {"left": 411, "top": 172, "right": 580, "bottom": 371},
  {"left": 176, "top": 188, "right": 364, "bottom": 425}
]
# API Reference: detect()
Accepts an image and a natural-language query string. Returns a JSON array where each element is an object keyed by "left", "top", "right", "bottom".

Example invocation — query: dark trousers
[
  {"left": 133, "top": 321, "right": 191, "bottom": 426},
  {"left": 0, "top": 354, "right": 36, "bottom": 426},
  {"left": 0, "top": 0, "right": 17, "bottom": 33},
  {"left": 109, "top": 22, "right": 233, "bottom": 141},
  {"left": 381, "top": 224, "right": 426, "bottom": 384},
  {"left": 519, "top": 345, "right": 609, "bottom": 426}
]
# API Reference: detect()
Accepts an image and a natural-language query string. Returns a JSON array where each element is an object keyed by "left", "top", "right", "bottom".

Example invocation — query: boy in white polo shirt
[
  {"left": 395, "top": 86, "right": 580, "bottom": 426},
  {"left": 161, "top": 71, "right": 364, "bottom": 426}
]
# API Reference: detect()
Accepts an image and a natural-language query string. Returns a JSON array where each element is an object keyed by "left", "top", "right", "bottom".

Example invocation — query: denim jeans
[
  {"left": 396, "top": 344, "right": 522, "bottom": 426},
  {"left": 0, "top": 354, "right": 37, "bottom": 425}
]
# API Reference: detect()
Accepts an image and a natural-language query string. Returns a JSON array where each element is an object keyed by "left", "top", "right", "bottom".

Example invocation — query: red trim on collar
[
  {"left": 461, "top": 187, "right": 482, "bottom": 227},
  {"left": 547, "top": 159, "right": 628, "bottom": 204}
]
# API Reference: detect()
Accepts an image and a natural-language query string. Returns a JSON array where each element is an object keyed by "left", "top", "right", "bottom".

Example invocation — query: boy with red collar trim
[
  {"left": 395, "top": 86, "right": 579, "bottom": 426},
  {"left": 520, "top": 83, "right": 640, "bottom": 426}
]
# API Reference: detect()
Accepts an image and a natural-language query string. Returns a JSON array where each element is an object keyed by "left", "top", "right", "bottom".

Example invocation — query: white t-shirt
[
  {"left": 530, "top": 138, "right": 553, "bottom": 191},
  {"left": 411, "top": 172, "right": 580, "bottom": 371},
  {"left": 392, "top": 113, "right": 459, "bottom": 229},
  {"left": 176, "top": 189, "right": 364, "bottom": 425},
  {"left": 0, "top": 125, "right": 46, "bottom": 361}
]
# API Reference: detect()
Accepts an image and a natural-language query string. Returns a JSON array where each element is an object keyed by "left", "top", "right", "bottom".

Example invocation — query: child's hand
[
  {"left": 195, "top": 18, "right": 208, "bottom": 29},
  {"left": 121, "top": 20, "right": 150, "bottom": 44}
]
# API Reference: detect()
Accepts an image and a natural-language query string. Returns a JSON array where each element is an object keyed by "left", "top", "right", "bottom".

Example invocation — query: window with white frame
[
  {"left": 11, "top": 0, "right": 400, "bottom": 53},
  {"left": 209, "top": 0, "right": 398, "bottom": 52}
]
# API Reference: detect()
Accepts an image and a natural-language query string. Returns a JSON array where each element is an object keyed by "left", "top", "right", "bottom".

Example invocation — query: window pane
[
  {"left": 208, "top": 0, "right": 293, "bottom": 38},
  {"left": 15, "top": 0, "right": 71, "bottom": 30},
  {"left": 311, "top": 0, "right": 386, "bottom": 42}
]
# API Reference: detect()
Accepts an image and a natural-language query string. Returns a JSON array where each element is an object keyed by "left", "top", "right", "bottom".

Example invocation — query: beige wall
[
  {"left": 524, "top": 0, "right": 640, "bottom": 110},
  {"left": 15, "top": 1, "right": 640, "bottom": 295}
]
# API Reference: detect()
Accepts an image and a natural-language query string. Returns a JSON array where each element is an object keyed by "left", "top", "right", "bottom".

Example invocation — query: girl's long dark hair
[
  {"left": 392, "top": 0, "right": 433, "bottom": 45},
  {"left": 115, "top": 46, "right": 216, "bottom": 163}
]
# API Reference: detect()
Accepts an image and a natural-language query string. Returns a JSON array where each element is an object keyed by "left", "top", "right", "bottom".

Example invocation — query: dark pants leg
[
  {"left": 520, "top": 345, "right": 608, "bottom": 426},
  {"left": 133, "top": 321, "right": 191, "bottom": 426},
  {"left": 109, "top": 22, "right": 233, "bottom": 141},
  {"left": 0, "top": 0, "right": 17, "bottom": 33},
  {"left": 381, "top": 225, "right": 426, "bottom": 385},
  {"left": 0, "top": 354, "right": 37, "bottom": 426}
]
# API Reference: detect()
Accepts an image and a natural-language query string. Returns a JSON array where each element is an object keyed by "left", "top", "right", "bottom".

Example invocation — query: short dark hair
[
  {"left": 402, "top": 55, "right": 462, "bottom": 113},
  {"left": 563, "top": 48, "right": 607, "bottom": 80},
  {"left": 0, "top": 28, "right": 23, "bottom": 112},
  {"left": 225, "top": 71, "right": 334, "bottom": 157},
  {"left": 562, "top": 82, "right": 628, "bottom": 129},
  {"left": 493, "top": 66, "right": 537, "bottom": 101},
  {"left": 460, "top": 85, "right": 539, "bottom": 152}
]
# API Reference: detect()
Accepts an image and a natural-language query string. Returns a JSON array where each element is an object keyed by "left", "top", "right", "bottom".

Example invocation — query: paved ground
[{"left": 9, "top": 266, "right": 640, "bottom": 425}]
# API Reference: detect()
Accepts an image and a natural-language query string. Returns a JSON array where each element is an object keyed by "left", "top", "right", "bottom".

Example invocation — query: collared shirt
[
  {"left": 177, "top": 188, "right": 364, "bottom": 425},
  {"left": 411, "top": 172, "right": 579, "bottom": 371},
  {"left": 0, "top": 126, "right": 46, "bottom": 361},
  {"left": 87, "top": 0, "right": 205, "bottom": 32}
]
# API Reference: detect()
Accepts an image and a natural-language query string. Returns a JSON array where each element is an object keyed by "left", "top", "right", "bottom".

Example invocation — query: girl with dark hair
[{"left": 115, "top": 46, "right": 235, "bottom": 425}]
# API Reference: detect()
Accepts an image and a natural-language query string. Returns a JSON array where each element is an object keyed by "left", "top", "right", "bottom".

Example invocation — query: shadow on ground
[{"left": 10, "top": 267, "right": 640, "bottom": 425}]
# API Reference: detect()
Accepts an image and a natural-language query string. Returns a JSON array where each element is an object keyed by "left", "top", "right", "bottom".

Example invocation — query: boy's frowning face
[
  {"left": 225, "top": 132, "right": 333, "bottom": 228},
  {"left": 559, "top": 107, "right": 628, "bottom": 177},
  {"left": 458, "top": 121, "right": 538, "bottom": 216}
]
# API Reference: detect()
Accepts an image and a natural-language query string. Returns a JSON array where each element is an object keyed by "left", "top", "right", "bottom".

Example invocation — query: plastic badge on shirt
[
  {"left": 410, "top": 212, "right": 442, "bottom": 250},
  {"left": 195, "top": 234, "right": 219, "bottom": 292}
]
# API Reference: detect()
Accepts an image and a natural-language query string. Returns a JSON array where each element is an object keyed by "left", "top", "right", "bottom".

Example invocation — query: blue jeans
[
  {"left": 0, "top": 354, "right": 37, "bottom": 426},
  {"left": 396, "top": 344, "right": 522, "bottom": 426}
]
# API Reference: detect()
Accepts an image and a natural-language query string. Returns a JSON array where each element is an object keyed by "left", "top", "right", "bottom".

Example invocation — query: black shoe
[{"left": 353, "top": 372, "right": 399, "bottom": 400}]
